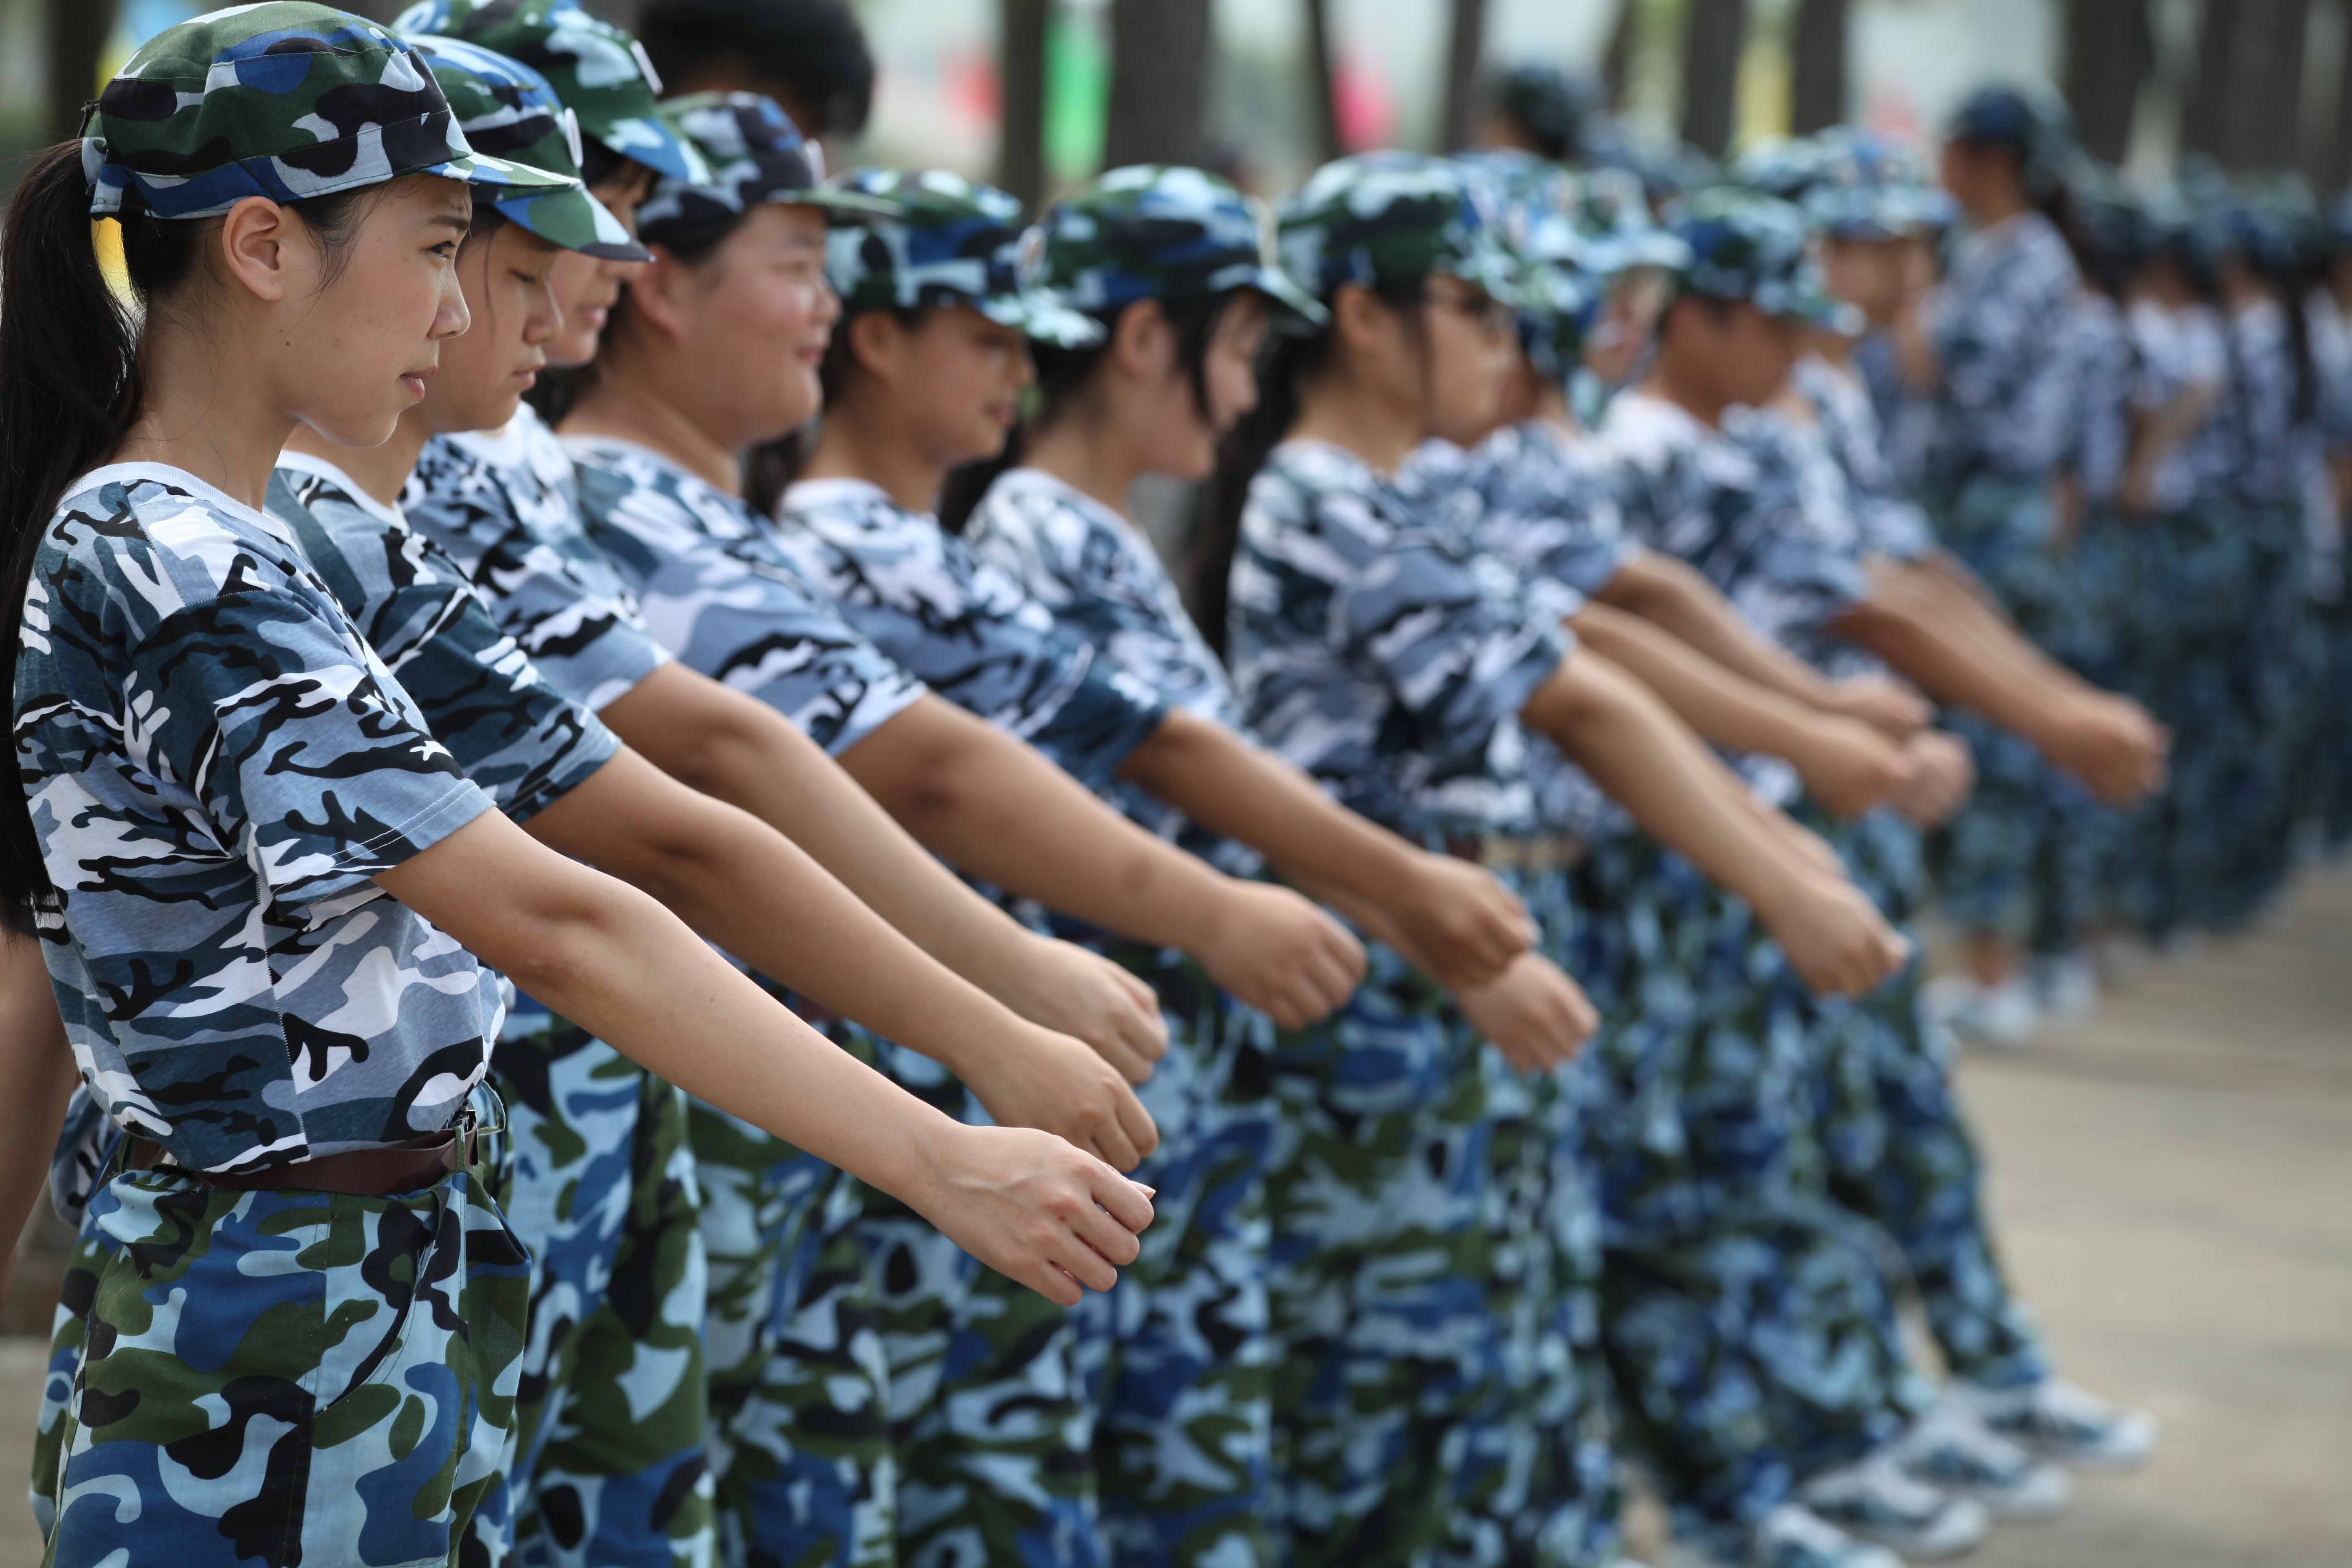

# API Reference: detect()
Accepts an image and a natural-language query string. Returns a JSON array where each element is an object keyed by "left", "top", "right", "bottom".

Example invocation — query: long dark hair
[
  {"left": 1189, "top": 278, "right": 1425, "bottom": 654},
  {"left": 936, "top": 291, "right": 1233, "bottom": 535},
  {"left": 0, "top": 143, "right": 364, "bottom": 931}
]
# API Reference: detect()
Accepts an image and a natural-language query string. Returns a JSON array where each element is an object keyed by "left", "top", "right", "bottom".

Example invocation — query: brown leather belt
[{"left": 125, "top": 1127, "right": 472, "bottom": 1198}]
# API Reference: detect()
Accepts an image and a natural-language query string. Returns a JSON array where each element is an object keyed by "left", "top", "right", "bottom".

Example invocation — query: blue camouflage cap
[
  {"left": 1275, "top": 152, "right": 1522, "bottom": 307},
  {"left": 404, "top": 34, "right": 647, "bottom": 260},
  {"left": 1668, "top": 187, "right": 1862, "bottom": 333},
  {"left": 82, "top": 0, "right": 570, "bottom": 221},
  {"left": 392, "top": 0, "right": 705, "bottom": 184},
  {"left": 1805, "top": 128, "right": 1955, "bottom": 237},
  {"left": 634, "top": 93, "right": 899, "bottom": 248},
  {"left": 1947, "top": 82, "right": 2074, "bottom": 193},
  {"left": 825, "top": 168, "right": 1104, "bottom": 348},
  {"left": 1457, "top": 150, "right": 1594, "bottom": 377},
  {"left": 1030, "top": 164, "right": 1326, "bottom": 330},
  {"left": 1568, "top": 165, "right": 1691, "bottom": 278}
]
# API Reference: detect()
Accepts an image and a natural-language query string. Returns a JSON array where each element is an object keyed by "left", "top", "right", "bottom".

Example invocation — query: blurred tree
[
  {"left": 1681, "top": 0, "right": 1748, "bottom": 156},
  {"left": 1789, "top": 0, "right": 1847, "bottom": 134},
  {"left": 1103, "top": 0, "right": 1210, "bottom": 169},
  {"left": 1438, "top": 0, "right": 1490, "bottom": 152},
  {"left": 2061, "top": 0, "right": 2154, "bottom": 165},
  {"left": 2185, "top": 0, "right": 2312, "bottom": 173},
  {"left": 45, "top": 0, "right": 122, "bottom": 143},
  {"left": 1601, "top": 0, "right": 1635, "bottom": 109},
  {"left": 1000, "top": 0, "right": 1049, "bottom": 207},
  {"left": 1302, "top": 0, "right": 1342, "bottom": 162},
  {"left": 2324, "top": 0, "right": 2352, "bottom": 189}
]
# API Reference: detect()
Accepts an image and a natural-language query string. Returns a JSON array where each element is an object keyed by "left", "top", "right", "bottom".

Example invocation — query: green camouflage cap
[
  {"left": 81, "top": 1, "right": 568, "bottom": 220},
  {"left": 1030, "top": 164, "right": 1325, "bottom": 330},
  {"left": 1667, "top": 187, "right": 1861, "bottom": 333},
  {"left": 634, "top": 93, "right": 899, "bottom": 247},
  {"left": 1457, "top": 153, "right": 1595, "bottom": 379},
  {"left": 1276, "top": 152, "right": 1522, "bottom": 309},
  {"left": 405, "top": 34, "right": 647, "bottom": 259},
  {"left": 1567, "top": 165, "right": 1690, "bottom": 278},
  {"left": 392, "top": 0, "right": 705, "bottom": 184},
  {"left": 825, "top": 168, "right": 1104, "bottom": 348}
]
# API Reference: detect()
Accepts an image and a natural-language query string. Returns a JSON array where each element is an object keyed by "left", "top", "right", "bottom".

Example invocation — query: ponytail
[{"left": 1191, "top": 327, "right": 1321, "bottom": 655}]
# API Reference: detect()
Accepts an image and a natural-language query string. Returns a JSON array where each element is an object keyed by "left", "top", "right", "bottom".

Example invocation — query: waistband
[{"left": 124, "top": 1091, "right": 505, "bottom": 1198}]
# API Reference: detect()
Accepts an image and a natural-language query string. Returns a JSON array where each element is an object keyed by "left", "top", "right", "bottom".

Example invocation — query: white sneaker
[
  {"left": 1664, "top": 1505, "right": 1903, "bottom": 1568},
  {"left": 2032, "top": 951, "right": 2100, "bottom": 1021},
  {"left": 1889, "top": 1402, "right": 2072, "bottom": 1521},
  {"left": 1800, "top": 1454, "right": 1990, "bottom": 1559},
  {"left": 1952, "top": 1377, "right": 2158, "bottom": 1470},
  {"left": 1923, "top": 975, "right": 2039, "bottom": 1047}
]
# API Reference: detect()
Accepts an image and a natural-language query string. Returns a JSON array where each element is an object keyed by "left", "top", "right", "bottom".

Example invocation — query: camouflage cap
[
  {"left": 1456, "top": 150, "right": 1593, "bottom": 377},
  {"left": 1485, "top": 61, "right": 1602, "bottom": 161},
  {"left": 405, "top": 34, "right": 647, "bottom": 259},
  {"left": 1667, "top": 188, "right": 1861, "bottom": 334},
  {"left": 1568, "top": 165, "right": 1691, "bottom": 278},
  {"left": 1801, "top": 128, "right": 1954, "bottom": 239},
  {"left": 391, "top": 0, "right": 704, "bottom": 184},
  {"left": 1031, "top": 164, "right": 1325, "bottom": 330},
  {"left": 634, "top": 93, "right": 899, "bottom": 247},
  {"left": 1946, "top": 82, "right": 2074, "bottom": 194},
  {"left": 1274, "top": 152, "right": 1521, "bottom": 308},
  {"left": 81, "top": 1, "right": 569, "bottom": 221},
  {"left": 824, "top": 168, "right": 1104, "bottom": 348}
]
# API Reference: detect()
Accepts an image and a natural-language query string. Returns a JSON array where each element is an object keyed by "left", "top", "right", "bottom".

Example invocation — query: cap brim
[
  {"left": 427, "top": 150, "right": 575, "bottom": 196},
  {"left": 1246, "top": 266, "right": 1329, "bottom": 328},
  {"left": 493, "top": 184, "right": 652, "bottom": 262},
  {"left": 586, "top": 113, "right": 709, "bottom": 186},
  {"left": 787, "top": 187, "right": 908, "bottom": 221},
  {"left": 981, "top": 291, "right": 1107, "bottom": 348}
]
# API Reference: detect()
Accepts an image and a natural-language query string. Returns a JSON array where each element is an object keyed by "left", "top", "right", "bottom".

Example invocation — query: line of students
[{"left": 0, "top": 9, "right": 2210, "bottom": 1568}]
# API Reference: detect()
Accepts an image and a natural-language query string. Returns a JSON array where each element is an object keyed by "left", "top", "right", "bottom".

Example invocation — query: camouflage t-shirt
[
  {"left": 401, "top": 406, "right": 671, "bottom": 713},
  {"left": 20, "top": 465, "right": 503, "bottom": 1180},
  {"left": 564, "top": 439, "right": 926, "bottom": 756},
  {"left": 2222, "top": 296, "right": 2316, "bottom": 509},
  {"left": 1226, "top": 438, "right": 1569, "bottom": 841},
  {"left": 773, "top": 477, "right": 1169, "bottom": 790},
  {"left": 1924, "top": 209, "right": 2081, "bottom": 485},
  {"left": 2055, "top": 292, "right": 2133, "bottom": 505},
  {"left": 1794, "top": 354, "right": 1937, "bottom": 562}
]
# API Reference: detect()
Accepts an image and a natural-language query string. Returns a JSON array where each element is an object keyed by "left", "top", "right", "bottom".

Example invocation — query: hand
[
  {"left": 1455, "top": 952, "right": 1599, "bottom": 1074},
  {"left": 1192, "top": 880, "right": 1367, "bottom": 1029},
  {"left": 1894, "top": 729, "right": 1973, "bottom": 825},
  {"left": 960, "top": 1023, "right": 1161, "bottom": 1172},
  {"left": 1822, "top": 673, "right": 1932, "bottom": 740},
  {"left": 1388, "top": 853, "right": 1537, "bottom": 990},
  {"left": 1756, "top": 871, "right": 1911, "bottom": 999},
  {"left": 909, "top": 1122, "right": 1154, "bottom": 1306},
  {"left": 2042, "top": 691, "right": 2169, "bottom": 805},
  {"left": 1741, "top": 787, "right": 1845, "bottom": 879},
  {"left": 1795, "top": 713, "right": 1924, "bottom": 819},
  {"left": 1001, "top": 935, "right": 1169, "bottom": 1085}
]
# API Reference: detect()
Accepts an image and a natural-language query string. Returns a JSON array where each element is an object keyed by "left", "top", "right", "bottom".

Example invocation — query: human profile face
[
  {"left": 1420, "top": 271, "right": 1514, "bottom": 445},
  {"left": 655, "top": 203, "right": 841, "bottom": 444},
  {"left": 547, "top": 162, "right": 655, "bottom": 367},
  {"left": 427, "top": 220, "right": 565, "bottom": 435},
  {"left": 856, "top": 304, "right": 1036, "bottom": 470}
]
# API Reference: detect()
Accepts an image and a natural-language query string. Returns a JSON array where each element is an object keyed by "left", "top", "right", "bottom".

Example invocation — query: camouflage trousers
[
  {"left": 1924, "top": 476, "right": 2106, "bottom": 950},
  {"left": 471, "top": 1023, "right": 715, "bottom": 1568},
  {"left": 1261, "top": 940, "right": 1511, "bottom": 1568},
  {"left": 1805, "top": 809, "right": 2048, "bottom": 1393},
  {"left": 35, "top": 1133, "right": 529, "bottom": 1568},
  {"left": 1571, "top": 836, "right": 1922, "bottom": 1544}
]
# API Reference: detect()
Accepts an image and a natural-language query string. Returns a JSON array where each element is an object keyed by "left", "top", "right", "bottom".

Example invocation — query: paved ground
[{"left": 3, "top": 868, "right": 2347, "bottom": 1566}]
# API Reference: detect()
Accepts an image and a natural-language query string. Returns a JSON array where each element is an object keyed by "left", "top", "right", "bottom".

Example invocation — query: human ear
[
  {"left": 626, "top": 248, "right": 700, "bottom": 340},
  {"left": 846, "top": 308, "right": 903, "bottom": 384},
  {"left": 1330, "top": 281, "right": 1396, "bottom": 358},
  {"left": 1111, "top": 297, "right": 1171, "bottom": 379},
  {"left": 215, "top": 196, "right": 301, "bottom": 304}
]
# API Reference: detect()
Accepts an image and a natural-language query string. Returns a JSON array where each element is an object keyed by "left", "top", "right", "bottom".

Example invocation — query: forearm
[
  {"left": 1835, "top": 578, "right": 2077, "bottom": 738},
  {"left": 1571, "top": 602, "right": 1841, "bottom": 761},
  {"left": 1115, "top": 712, "right": 1422, "bottom": 903},
  {"left": 0, "top": 936, "right": 75, "bottom": 1306},
  {"left": 1598, "top": 551, "right": 1838, "bottom": 708},
  {"left": 843, "top": 699, "right": 1228, "bottom": 953}
]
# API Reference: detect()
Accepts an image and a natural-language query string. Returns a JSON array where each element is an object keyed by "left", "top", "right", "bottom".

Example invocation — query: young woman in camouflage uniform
[{"left": 0, "top": 8, "right": 1155, "bottom": 1565}]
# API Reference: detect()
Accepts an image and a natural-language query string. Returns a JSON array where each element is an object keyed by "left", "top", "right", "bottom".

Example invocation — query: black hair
[
  {"left": 1190, "top": 277, "right": 1425, "bottom": 654},
  {"left": 0, "top": 143, "right": 369, "bottom": 931},
  {"left": 936, "top": 291, "right": 1235, "bottom": 534},
  {"left": 635, "top": 0, "right": 876, "bottom": 138},
  {"left": 527, "top": 195, "right": 741, "bottom": 429}
]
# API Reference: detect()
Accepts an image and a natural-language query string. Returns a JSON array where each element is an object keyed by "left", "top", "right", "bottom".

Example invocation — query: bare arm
[
  {"left": 375, "top": 809, "right": 1151, "bottom": 1306},
  {"left": 601, "top": 663, "right": 1166, "bottom": 1077},
  {"left": 526, "top": 748, "right": 1156, "bottom": 1166},
  {"left": 0, "top": 934, "right": 75, "bottom": 1309},
  {"left": 841, "top": 695, "right": 1364, "bottom": 1029},
  {"left": 1569, "top": 601, "right": 1916, "bottom": 818},
  {"left": 1116, "top": 711, "right": 1532, "bottom": 988}
]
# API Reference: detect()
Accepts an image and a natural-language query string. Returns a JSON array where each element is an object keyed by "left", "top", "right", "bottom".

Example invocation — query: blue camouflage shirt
[
  {"left": 19, "top": 465, "right": 503, "bottom": 1180},
  {"left": 1795, "top": 355, "right": 1937, "bottom": 562},
  {"left": 2222, "top": 296, "right": 2314, "bottom": 508},
  {"left": 1226, "top": 439, "right": 1569, "bottom": 841},
  {"left": 401, "top": 406, "right": 672, "bottom": 713},
  {"left": 2056, "top": 292, "right": 2133, "bottom": 505},
  {"left": 2132, "top": 300, "right": 2227, "bottom": 512},
  {"left": 1923, "top": 210, "right": 2081, "bottom": 485},
  {"left": 563, "top": 439, "right": 927, "bottom": 756},
  {"left": 773, "top": 477, "right": 1169, "bottom": 790}
]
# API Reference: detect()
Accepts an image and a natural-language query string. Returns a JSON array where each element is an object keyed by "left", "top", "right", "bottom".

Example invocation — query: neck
[
  {"left": 561, "top": 339, "right": 744, "bottom": 496},
  {"left": 282, "top": 409, "right": 431, "bottom": 506},
  {"left": 1642, "top": 350, "right": 1727, "bottom": 429},
  {"left": 110, "top": 322, "right": 298, "bottom": 509},
  {"left": 1529, "top": 381, "right": 1583, "bottom": 439},
  {"left": 1810, "top": 329, "right": 1856, "bottom": 366},
  {"left": 1971, "top": 188, "right": 2031, "bottom": 230},
  {"left": 1288, "top": 363, "right": 1423, "bottom": 475},
  {"left": 799, "top": 391, "right": 948, "bottom": 513},
  {"left": 1023, "top": 404, "right": 1145, "bottom": 521}
]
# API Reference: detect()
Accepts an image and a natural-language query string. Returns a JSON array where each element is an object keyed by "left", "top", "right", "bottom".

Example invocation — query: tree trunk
[
  {"left": 998, "top": 0, "right": 1050, "bottom": 209},
  {"left": 1102, "top": 0, "right": 1212, "bottom": 169},
  {"left": 45, "top": 0, "right": 122, "bottom": 145},
  {"left": 2187, "top": 0, "right": 2311, "bottom": 172},
  {"left": 1302, "top": 0, "right": 1343, "bottom": 162},
  {"left": 1680, "top": 0, "right": 1749, "bottom": 157},
  {"left": 1438, "top": 0, "right": 1491, "bottom": 153},
  {"left": 1601, "top": 0, "right": 1636, "bottom": 110},
  {"left": 2325, "top": 0, "right": 2352, "bottom": 190},
  {"left": 1789, "top": 0, "right": 1848, "bottom": 134},
  {"left": 2061, "top": 0, "right": 2153, "bottom": 165},
  {"left": 2179, "top": 0, "right": 2239, "bottom": 163}
]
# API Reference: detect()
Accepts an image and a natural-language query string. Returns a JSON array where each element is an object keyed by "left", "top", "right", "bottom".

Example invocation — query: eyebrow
[{"left": 425, "top": 209, "right": 473, "bottom": 237}]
